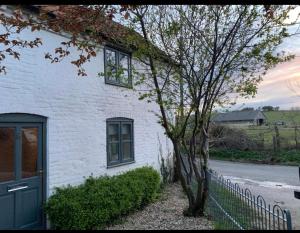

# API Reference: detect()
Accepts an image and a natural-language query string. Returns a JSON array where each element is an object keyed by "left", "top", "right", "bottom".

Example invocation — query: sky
[
  {"left": 115, "top": 6, "right": 300, "bottom": 111},
  {"left": 231, "top": 6, "right": 300, "bottom": 111}
]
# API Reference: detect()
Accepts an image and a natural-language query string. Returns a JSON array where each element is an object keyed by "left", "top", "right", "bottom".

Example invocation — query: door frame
[{"left": 0, "top": 113, "right": 47, "bottom": 229}]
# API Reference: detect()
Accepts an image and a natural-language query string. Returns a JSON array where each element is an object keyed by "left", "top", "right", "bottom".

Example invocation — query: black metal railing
[{"left": 206, "top": 169, "right": 293, "bottom": 230}]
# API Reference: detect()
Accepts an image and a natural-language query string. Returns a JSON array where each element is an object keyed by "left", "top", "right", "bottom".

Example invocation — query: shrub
[
  {"left": 210, "top": 148, "right": 266, "bottom": 161},
  {"left": 209, "top": 124, "right": 260, "bottom": 150},
  {"left": 44, "top": 166, "right": 161, "bottom": 230}
]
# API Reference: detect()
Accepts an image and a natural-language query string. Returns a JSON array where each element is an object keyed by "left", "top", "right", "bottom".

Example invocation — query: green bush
[
  {"left": 210, "top": 148, "right": 266, "bottom": 161},
  {"left": 210, "top": 148, "right": 300, "bottom": 165},
  {"left": 44, "top": 166, "right": 161, "bottom": 230}
]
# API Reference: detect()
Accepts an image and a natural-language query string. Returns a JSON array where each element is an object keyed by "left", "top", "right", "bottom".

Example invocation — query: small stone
[{"left": 106, "top": 182, "right": 213, "bottom": 230}]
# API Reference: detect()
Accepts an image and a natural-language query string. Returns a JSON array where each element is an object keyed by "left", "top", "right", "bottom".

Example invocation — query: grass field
[
  {"left": 227, "top": 110, "right": 300, "bottom": 149},
  {"left": 210, "top": 110, "right": 300, "bottom": 165},
  {"left": 207, "top": 182, "right": 257, "bottom": 230},
  {"left": 190, "top": 178, "right": 249, "bottom": 229},
  {"left": 263, "top": 110, "right": 300, "bottom": 125},
  {"left": 201, "top": 176, "right": 266, "bottom": 230},
  {"left": 245, "top": 127, "right": 297, "bottom": 148}
]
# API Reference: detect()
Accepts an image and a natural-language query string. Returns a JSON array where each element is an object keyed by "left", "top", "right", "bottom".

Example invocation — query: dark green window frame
[
  {"left": 104, "top": 46, "right": 132, "bottom": 88},
  {"left": 106, "top": 118, "right": 134, "bottom": 167}
]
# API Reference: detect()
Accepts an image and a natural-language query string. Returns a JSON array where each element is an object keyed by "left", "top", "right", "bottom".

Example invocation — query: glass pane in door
[
  {"left": 22, "top": 128, "right": 38, "bottom": 178},
  {"left": 0, "top": 128, "right": 15, "bottom": 182}
]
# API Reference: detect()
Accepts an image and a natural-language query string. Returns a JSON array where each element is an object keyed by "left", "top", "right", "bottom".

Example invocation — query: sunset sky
[
  {"left": 231, "top": 6, "right": 300, "bottom": 111},
  {"left": 117, "top": 6, "right": 300, "bottom": 111}
]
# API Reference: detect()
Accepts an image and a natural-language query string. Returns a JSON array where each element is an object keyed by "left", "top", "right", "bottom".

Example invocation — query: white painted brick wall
[{"left": 0, "top": 27, "right": 172, "bottom": 197}]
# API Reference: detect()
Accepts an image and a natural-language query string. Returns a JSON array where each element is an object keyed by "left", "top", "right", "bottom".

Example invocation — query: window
[
  {"left": 0, "top": 127, "right": 15, "bottom": 182},
  {"left": 107, "top": 118, "right": 134, "bottom": 167},
  {"left": 104, "top": 46, "right": 131, "bottom": 87}
]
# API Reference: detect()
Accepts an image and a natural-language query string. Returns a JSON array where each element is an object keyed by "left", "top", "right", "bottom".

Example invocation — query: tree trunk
[
  {"left": 172, "top": 140, "right": 196, "bottom": 210},
  {"left": 174, "top": 131, "right": 209, "bottom": 217},
  {"left": 295, "top": 126, "right": 298, "bottom": 150},
  {"left": 274, "top": 125, "right": 280, "bottom": 151},
  {"left": 197, "top": 131, "right": 210, "bottom": 216},
  {"left": 183, "top": 167, "right": 209, "bottom": 217},
  {"left": 173, "top": 115, "right": 181, "bottom": 182},
  {"left": 173, "top": 153, "right": 180, "bottom": 182}
]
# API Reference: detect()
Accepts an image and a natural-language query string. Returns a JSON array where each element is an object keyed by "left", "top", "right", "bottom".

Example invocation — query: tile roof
[{"left": 212, "top": 110, "right": 266, "bottom": 122}]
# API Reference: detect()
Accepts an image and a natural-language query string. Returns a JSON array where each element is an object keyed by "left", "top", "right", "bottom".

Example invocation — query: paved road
[{"left": 209, "top": 159, "right": 300, "bottom": 229}]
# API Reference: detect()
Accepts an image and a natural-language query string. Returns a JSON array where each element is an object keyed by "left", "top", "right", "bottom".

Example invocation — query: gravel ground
[{"left": 106, "top": 182, "right": 214, "bottom": 230}]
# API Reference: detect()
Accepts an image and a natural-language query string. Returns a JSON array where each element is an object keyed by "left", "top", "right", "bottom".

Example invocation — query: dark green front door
[{"left": 0, "top": 123, "right": 43, "bottom": 229}]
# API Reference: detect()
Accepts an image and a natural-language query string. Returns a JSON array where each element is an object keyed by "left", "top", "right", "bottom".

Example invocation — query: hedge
[{"left": 44, "top": 166, "right": 161, "bottom": 230}]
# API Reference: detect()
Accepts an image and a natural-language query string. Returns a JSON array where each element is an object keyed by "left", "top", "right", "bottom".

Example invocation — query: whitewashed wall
[{"left": 0, "top": 24, "right": 172, "bottom": 196}]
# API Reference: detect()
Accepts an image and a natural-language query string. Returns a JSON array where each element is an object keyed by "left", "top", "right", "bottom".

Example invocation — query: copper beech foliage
[
  {"left": 0, "top": 4, "right": 272, "bottom": 76},
  {"left": 0, "top": 5, "right": 134, "bottom": 76}
]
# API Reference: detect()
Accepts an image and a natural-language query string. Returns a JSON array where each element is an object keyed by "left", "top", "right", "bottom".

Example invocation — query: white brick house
[{"left": 0, "top": 5, "right": 172, "bottom": 229}]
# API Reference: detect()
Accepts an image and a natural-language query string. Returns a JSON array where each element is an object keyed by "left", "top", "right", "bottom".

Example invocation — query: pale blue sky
[{"left": 231, "top": 6, "right": 300, "bottom": 111}]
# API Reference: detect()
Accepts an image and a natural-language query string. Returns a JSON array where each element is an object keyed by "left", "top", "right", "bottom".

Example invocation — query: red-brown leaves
[
  {"left": 264, "top": 5, "right": 274, "bottom": 19},
  {"left": 0, "top": 5, "right": 132, "bottom": 76},
  {"left": 124, "top": 12, "right": 130, "bottom": 20}
]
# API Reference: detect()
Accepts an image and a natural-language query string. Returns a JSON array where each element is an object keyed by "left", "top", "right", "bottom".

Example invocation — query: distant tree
[
  {"left": 241, "top": 107, "right": 254, "bottom": 111},
  {"left": 290, "top": 106, "right": 300, "bottom": 111},
  {"left": 262, "top": 105, "right": 274, "bottom": 111},
  {"left": 274, "top": 106, "right": 280, "bottom": 111}
]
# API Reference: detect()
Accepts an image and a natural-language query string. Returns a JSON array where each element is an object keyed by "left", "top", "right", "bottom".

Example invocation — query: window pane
[
  {"left": 106, "top": 49, "right": 116, "bottom": 66},
  {"left": 109, "top": 143, "right": 119, "bottom": 162},
  {"left": 106, "top": 49, "right": 118, "bottom": 82},
  {"left": 119, "top": 69, "right": 129, "bottom": 85},
  {"left": 119, "top": 54, "right": 129, "bottom": 85},
  {"left": 121, "top": 124, "right": 131, "bottom": 141},
  {"left": 0, "top": 128, "right": 15, "bottom": 182},
  {"left": 108, "top": 124, "right": 119, "bottom": 142},
  {"left": 22, "top": 128, "right": 38, "bottom": 178},
  {"left": 122, "top": 142, "right": 132, "bottom": 160},
  {"left": 106, "top": 65, "right": 117, "bottom": 82},
  {"left": 119, "top": 54, "right": 129, "bottom": 69}
]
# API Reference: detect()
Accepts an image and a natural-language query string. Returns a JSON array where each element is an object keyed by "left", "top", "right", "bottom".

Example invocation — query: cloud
[
  {"left": 232, "top": 50, "right": 300, "bottom": 110},
  {"left": 233, "top": 95, "right": 300, "bottom": 110}
]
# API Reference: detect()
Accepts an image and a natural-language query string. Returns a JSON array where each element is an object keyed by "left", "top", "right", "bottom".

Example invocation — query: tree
[
  {"left": 241, "top": 107, "right": 254, "bottom": 111},
  {"left": 121, "top": 5, "right": 297, "bottom": 216},
  {"left": 290, "top": 106, "right": 300, "bottom": 111},
  {"left": 0, "top": 4, "right": 299, "bottom": 217},
  {"left": 0, "top": 5, "right": 129, "bottom": 75},
  {"left": 262, "top": 105, "right": 274, "bottom": 111}
]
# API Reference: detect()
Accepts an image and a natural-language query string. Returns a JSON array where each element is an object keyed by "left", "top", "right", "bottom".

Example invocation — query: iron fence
[{"left": 206, "top": 169, "right": 293, "bottom": 230}]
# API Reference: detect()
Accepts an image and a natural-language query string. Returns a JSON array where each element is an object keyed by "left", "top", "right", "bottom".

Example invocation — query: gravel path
[{"left": 106, "top": 182, "right": 214, "bottom": 230}]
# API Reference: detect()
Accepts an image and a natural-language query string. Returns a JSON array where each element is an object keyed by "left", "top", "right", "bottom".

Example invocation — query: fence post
[
  {"left": 284, "top": 210, "right": 292, "bottom": 230},
  {"left": 273, "top": 135, "right": 277, "bottom": 152},
  {"left": 274, "top": 125, "right": 280, "bottom": 151}
]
